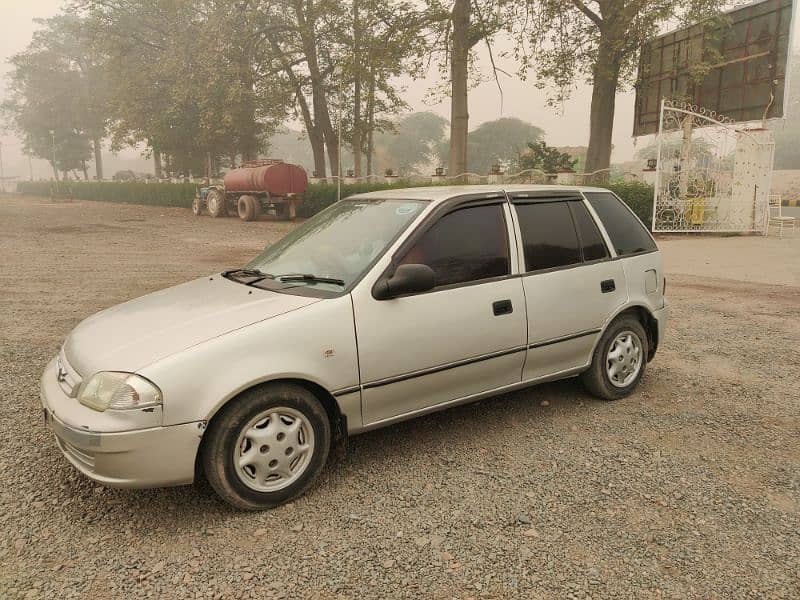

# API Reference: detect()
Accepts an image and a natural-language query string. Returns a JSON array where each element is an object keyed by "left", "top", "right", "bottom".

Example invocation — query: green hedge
[
  {"left": 298, "top": 181, "right": 423, "bottom": 217},
  {"left": 17, "top": 181, "right": 197, "bottom": 207},
  {"left": 304, "top": 180, "right": 655, "bottom": 226},
  {"left": 606, "top": 181, "right": 654, "bottom": 227},
  {"left": 17, "top": 179, "right": 655, "bottom": 228}
]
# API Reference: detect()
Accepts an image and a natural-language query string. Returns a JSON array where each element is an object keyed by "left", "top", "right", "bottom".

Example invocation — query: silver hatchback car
[{"left": 41, "top": 185, "right": 667, "bottom": 509}]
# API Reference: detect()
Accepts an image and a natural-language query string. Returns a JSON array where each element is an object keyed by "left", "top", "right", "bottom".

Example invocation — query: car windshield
[{"left": 245, "top": 198, "right": 427, "bottom": 292}]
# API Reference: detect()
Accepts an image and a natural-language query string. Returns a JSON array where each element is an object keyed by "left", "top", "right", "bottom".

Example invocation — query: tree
[
  {"left": 437, "top": 117, "right": 544, "bottom": 174},
  {"left": 518, "top": 140, "right": 577, "bottom": 173},
  {"left": 424, "top": 1, "right": 515, "bottom": 180},
  {"left": 522, "top": 0, "right": 722, "bottom": 178},
  {"left": 253, "top": 0, "right": 347, "bottom": 179},
  {"left": 86, "top": 0, "right": 287, "bottom": 176},
  {"left": 2, "top": 12, "right": 108, "bottom": 180},
  {"left": 344, "top": 0, "right": 424, "bottom": 177},
  {"left": 255, "top": 0, "right": 418, "bottom": 179},
  {"left": 375, "top": 112, "right": 449, "bottom": 174}
]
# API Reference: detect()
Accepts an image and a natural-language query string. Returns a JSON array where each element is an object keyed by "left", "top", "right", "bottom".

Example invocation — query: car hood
[{"left": 63, "top": 275, "right": 320, "bottom": 375}]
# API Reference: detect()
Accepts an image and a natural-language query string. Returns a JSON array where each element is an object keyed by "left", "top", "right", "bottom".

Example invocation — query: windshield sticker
[{"left": 396, "top": 204, "right": 419, "bottom": 215}]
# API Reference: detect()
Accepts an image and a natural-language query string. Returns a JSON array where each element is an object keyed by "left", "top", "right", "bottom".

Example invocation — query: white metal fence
[{"left": 652, "top": 100, "right": 775, "bottom": 233}]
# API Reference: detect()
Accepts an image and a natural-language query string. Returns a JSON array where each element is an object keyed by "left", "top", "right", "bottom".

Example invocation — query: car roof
[{"left": 347, "top": 184, "right": 610, "bottom": 206}]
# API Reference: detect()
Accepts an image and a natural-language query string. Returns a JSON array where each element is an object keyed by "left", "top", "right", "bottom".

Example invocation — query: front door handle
[
  {"left": 493, "top": 299, "right": 513, "bottom": 316},
  {"left": 601, "top": 279, "right": 616, "bottom": 293}
]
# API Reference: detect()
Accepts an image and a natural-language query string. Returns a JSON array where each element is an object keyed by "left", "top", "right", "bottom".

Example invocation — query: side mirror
[{"left": 373, "top": 264, "right": 436, "bottom": 300}]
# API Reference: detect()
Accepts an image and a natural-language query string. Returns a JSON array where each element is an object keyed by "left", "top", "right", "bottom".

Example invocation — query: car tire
[
  {"left": 237, "top": 195, "right": 259, "bottom": 221},
  {"left": 191, "top": 196, "right": 203, "bottom": 216},
  {"left": 581, "top": 315, "right": 648, "bottom": 401},
  {"left": 206, "top": 189, "right": 227, "bottom": 218},
  {"left": 202, "top": 383, "right": 331, "bottom": 510}
]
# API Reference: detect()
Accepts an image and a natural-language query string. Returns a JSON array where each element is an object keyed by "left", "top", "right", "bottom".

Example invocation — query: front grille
[
  {"left": 56, "top": 350, "right": 82, "bottom": 398},
  {"left": 56, "top": 435, "right": 95, "bottom": 470}
]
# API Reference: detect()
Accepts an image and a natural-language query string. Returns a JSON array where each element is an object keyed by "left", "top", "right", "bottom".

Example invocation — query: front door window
[{"left": 399, "top": 204, "right": 510, "bottom": 288}]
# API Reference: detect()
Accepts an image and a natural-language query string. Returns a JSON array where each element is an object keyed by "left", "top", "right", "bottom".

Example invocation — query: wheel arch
[
  {"left": 601, "top": 303, "right": 659, "bottom": 362},
  {"left": 194, "top": 377, "right": 348, "bottom": 484}
]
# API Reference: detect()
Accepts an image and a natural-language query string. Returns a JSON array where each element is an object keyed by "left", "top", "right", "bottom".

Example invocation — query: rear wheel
[
  {"left": 581, "top": 315, "right": 648, "bottom": 400},
  {"left": 237, "top": 195, "right": 259, "bottom": 221},
  {"left": 202, "top": 383, "right": 331, "bottom": 510},
  {"left": 207, "top": 189, "right": 227, "bottom": 218}
]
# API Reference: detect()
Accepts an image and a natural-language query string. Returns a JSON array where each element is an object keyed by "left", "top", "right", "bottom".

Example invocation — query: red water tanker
[
  {"left": 193, "top": 159, "right": 309, "bottom": 222},
  {"left": 223, "top": 162, "right": 308, "bottom": 196}
]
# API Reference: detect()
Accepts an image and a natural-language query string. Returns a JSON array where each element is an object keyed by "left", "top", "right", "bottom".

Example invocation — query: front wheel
[
  {"left": 191, "top": 196, "right": 203, "bottom": 216},
  {"left": 206, "top": 189, "right": 227, "bottom": 218},
  {"left": 202, "top": 383, "right": 331, "bottom": 510},
  {"left": 581, "top": 315, "right": 648, "bottom": 400}
]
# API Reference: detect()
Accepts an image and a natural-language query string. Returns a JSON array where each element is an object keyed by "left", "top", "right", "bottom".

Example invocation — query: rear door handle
[
  {"left": 601, "top": 279, "right": 616, "bottom": 293},
  {"left": 493, "top": 299, "right": 513, "bottom": 316}
]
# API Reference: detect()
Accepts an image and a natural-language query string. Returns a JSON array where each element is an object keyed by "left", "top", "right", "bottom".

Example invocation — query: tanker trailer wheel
[
  {"left": 237, "top": 195, "right": 259, "bottom": 222},
  {"left": 207, "top": 189, "right": 227, "bottom": 218},
  {"left": 192, "top": 196, "right": 203, "bottom": 216}
]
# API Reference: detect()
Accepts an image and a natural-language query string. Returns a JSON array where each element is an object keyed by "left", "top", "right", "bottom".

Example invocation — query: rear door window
[
  {"left": 569, "top": 201, "right": 609, "bottom": 262},
  {"left": 514, "top": 202, "right": 581, "bottom": 271},
  {"left": 584, "top": 192, "right": 656, "bottom": 256}
]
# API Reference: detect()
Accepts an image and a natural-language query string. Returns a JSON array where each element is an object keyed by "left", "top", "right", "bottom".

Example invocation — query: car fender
[{"left": 138, "top": 294, "right": 361, "bottom": 430}]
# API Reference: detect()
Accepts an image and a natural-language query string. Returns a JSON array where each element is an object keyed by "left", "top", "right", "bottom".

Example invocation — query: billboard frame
[{"left": 633, "top": 0, "right": 796, "bottom": 137}]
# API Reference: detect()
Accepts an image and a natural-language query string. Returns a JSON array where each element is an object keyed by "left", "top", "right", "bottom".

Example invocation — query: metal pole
[
  {"left": 0, "top": 142, "right": 5, "bottom": 194},
  {"left": 337, "top": 78, "right": 342, "bottom": 203},
  {"left": 51, "top": 130, "right": 59, "bottom": 194},
  {"left": 651, "top": 99, "right": 666, "bottom": 232}
]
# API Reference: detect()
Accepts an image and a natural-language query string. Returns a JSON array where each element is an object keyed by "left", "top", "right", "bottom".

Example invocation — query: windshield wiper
[
  {"left": 276, "top": 273, "right": 345, "bottom": 286},
  {"left": 223, "top": 268, "right": 274, "bottom": 279},
  {"left": 222, "top": 268, "right": 275, "bottom": 286}
]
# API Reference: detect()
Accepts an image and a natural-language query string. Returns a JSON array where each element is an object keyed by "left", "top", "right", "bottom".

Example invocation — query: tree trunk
[
  {"left": 93, "top": 137, "right": 104, "bottom": 180},
  {"left": 583, "top": 40, "right": 620, "bottom": 181},
  {"left": 365, "top": 61, "right": 377, "bottom": 177},
  {"left": 82, "top": 159, "right": 89, "bottom": 181},
  {"left": 282, "top": 66, "right": 327, "bottom": 178},
  {"left": 294, "top": 1, "right": 338, "bottom": 179},
  {"left": 448, "top": 0, "right": 470, "bottom": 181},
  {"left": 352, "top": 0, "right": 363, "bottom": 178},
  {"left": 309, "top": 126, "right": 327, "bottom": 178},
  {"left": 317, "top": 93, "right": 339, "bottom": 180},
  {"left": 153, "top": 146, "right": 163, "bottom": 178},
  {"left": 294, "top": 86, "right": 326, "bottom": 178}
]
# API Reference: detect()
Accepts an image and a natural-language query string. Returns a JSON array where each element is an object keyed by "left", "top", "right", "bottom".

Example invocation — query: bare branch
[
  {"left": 570, "top": 0, "right": 602, "bottom": 27},
  {"left": 471, "top": 0, "right": 504, "bottom": 113}
]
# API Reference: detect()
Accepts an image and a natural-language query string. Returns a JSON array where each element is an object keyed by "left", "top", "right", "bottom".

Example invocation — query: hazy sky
[{"left": 1, "top": 0, "right": 797, "bottom": 179}]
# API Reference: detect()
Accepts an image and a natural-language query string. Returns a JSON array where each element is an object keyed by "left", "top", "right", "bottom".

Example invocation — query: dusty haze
[{"left": 1, "top": 0, "right": 797, "bottom": 179}]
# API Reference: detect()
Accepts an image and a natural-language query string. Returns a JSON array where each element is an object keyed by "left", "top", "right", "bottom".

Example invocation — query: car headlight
[{"left": 78, "top": 372, "right": 162, "bottom": 412}]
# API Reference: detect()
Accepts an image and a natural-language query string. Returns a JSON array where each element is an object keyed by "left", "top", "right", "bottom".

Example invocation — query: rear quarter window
[{"left": 584, "top": 192, "right": 657, "bottom": 256}]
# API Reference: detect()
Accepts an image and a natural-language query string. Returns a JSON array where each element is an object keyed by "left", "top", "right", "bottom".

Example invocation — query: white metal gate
[{"left": 652, "top": 100, "right": 775, "bottom": 233}]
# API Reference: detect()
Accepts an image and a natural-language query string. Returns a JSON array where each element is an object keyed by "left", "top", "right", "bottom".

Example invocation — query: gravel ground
[{"left": 1, "top": 196, "right": 798, "bottom": 599}]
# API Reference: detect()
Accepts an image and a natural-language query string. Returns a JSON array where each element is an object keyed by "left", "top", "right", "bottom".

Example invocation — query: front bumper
[{"left": 41, "top": 358, "right": 203, "bottom": 488}]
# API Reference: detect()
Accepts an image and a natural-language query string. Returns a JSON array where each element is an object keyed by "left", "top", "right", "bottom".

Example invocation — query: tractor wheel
[
  {"left": 207, "top": 189, "right": 227, "bottom": 218},
  {"left": 238, "top": 195, "right": 259, "bottom": 221},
  {"left": 192, "top": 196, "right": 203, "bottom": 216}
]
